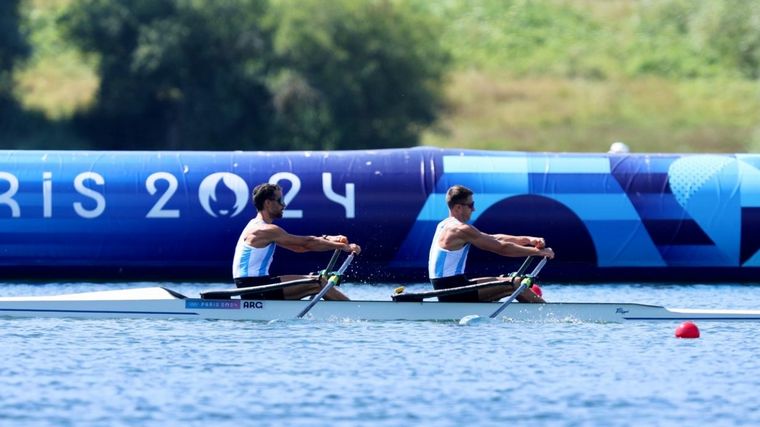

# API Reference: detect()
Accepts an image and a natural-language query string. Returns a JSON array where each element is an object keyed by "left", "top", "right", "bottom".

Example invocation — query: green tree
[
  {"left": 0, "top": 0, "right": 31, "bottom": 133},
  {"left": 62, "top": 0, "right": 449, "bottom": 150},
  {"left": 268, "top": 0, "right": 450, "bottom": 149},
  {"left": 62, "top": 0, "right": 275, "bottom": 149}
]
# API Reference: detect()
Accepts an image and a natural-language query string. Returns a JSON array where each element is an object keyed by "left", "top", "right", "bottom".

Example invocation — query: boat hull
[{"left": 0, "top": 288, "right": 758, "bottom": 322}]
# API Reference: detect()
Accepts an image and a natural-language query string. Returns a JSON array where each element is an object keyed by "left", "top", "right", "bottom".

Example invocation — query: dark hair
[
  {"left": 446, "top": 185, "right": 473, "bottom": 208},
  {"left": 252, "top": 183, "right": 281, "bottom": 211}
]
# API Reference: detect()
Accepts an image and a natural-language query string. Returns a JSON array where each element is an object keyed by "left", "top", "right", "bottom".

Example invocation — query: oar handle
[
  {"left": 297, "top": 252, "right": 355, "bottom": 318},
  {"left": 321, "top": 249, "right": 341, "bottom": 277},
  {"left": 488, "top": 256, "right": 549, "bottom": 319},
  {"left": 512, "top": 256, "right": 534, "bottom": 277},
  {"left": 335, "top": 253, "right": 355, "bottom": 275},
  {"left": 526, "top": 257, "right": 547, "bottom": 278}
]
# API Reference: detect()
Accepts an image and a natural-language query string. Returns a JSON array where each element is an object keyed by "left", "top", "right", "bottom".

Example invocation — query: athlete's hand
[
  {"left": 531, "top": 237, "right": 546, "bottom": 249},
  {"left": 323, "top": 234, "right": 348, "bottom": 244},
  {"left": 540, "top": 247, "right": 555, "bottom": 259},
  {"left": 346, "top": 243, "right": 361, "bottom": 255}
]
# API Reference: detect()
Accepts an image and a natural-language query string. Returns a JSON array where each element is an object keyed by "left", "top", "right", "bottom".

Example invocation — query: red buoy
[
  {"left": 530, "top": 284, "right": 543, "bottom": 297},
  {"left": 675, "top": 321, "right": 700, "bottom": 339}
]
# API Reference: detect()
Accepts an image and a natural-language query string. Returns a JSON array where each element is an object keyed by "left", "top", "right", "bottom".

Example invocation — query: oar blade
[{"left": 458, "top": 314, "right": 488, "bottom": 326}]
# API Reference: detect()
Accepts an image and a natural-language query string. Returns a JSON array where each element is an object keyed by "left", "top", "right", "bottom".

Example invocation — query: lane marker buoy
[{"left": 675, "top": 321, "right": 700, "bottom": 338}]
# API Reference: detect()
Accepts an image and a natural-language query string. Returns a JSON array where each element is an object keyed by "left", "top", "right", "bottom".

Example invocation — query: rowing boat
[{"left": 0, "top": 286, "right": 758, "bottom": 322}]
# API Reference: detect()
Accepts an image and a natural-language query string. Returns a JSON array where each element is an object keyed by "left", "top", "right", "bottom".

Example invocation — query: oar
[
  {"left": 489, "top": 256, "right": 547, "bottom": 319},
  {"left": 296, "top": 252, "right": 355, "bottom": 319},
  {"left": 511, "top": 256, "right": 535, "bottom": 278},
  {"left": 306, "top": 249, "right": 343, "bottom": 300},
  {"left": 322, "top": 249, "right": 341, "bottom": 278},
  {"left": 458, "top": 256, "right": 548, "bottom": 325}
]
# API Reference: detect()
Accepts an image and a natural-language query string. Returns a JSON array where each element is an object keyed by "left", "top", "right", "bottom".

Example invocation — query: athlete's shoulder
[
  {"left": 243, "top": 220, "right": 282, "bottom": 237},
  {"left": 453, "top": 222, "right": 483, "bottom": 240}
]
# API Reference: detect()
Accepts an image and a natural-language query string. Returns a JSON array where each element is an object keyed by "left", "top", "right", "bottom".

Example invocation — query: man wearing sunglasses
[
  {"left": 232, "top": 183, "right": 360, "bottom": 300},
  {"left": 428, "top": 185, "right": 554, "bottom": 302}
]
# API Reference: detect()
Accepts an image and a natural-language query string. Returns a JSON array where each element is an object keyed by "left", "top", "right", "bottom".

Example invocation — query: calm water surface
[{"left": 0, "top": 282, "right": 759, "bottom": 427}]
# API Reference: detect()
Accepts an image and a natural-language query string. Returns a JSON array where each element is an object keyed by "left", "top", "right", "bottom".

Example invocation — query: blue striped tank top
[
  {"left": 232, "top": 219, "right": 276, "bottom": 278},
  {"left": 428, "top": 217, "right": 471, "bottom": 279}
]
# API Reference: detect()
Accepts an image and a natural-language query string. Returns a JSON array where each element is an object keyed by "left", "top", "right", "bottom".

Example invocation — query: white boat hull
[{"left": 0, "top": 287, "right": 758, "bottom": 322}]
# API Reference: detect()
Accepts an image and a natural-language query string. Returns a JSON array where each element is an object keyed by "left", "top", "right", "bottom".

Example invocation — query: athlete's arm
[
  {"left": 261, "top": 226, "right": 360, "bottom": 254},
  {"left": 493, "top": 234, "right": 546, "bottom": 249},
  {"left": 459, "top": 225, "right": 553, "bottom": 258}
]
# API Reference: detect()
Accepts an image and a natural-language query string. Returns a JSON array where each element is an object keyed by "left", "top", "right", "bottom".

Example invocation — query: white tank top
[
  {"left": 232, "top": 219, "right": 276, "bottom": 278},
  {"left": 428, "top": 218, "right": 471, "bottom": 279}
]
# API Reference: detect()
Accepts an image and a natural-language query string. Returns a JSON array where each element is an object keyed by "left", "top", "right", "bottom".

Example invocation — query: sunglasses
[
  {"left": 270, "top": 197, "right": 286, "bottom": 206},
  {"left": 458, "top": 201, "right": 475, "bottom": 210}
]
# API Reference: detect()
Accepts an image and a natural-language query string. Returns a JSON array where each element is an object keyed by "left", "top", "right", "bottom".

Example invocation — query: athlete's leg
[
  {"left": 472, "top": 276, "right": 545, "bottom": 303},
  {"left": 279, "top": 274, "right": 350, "bottom": 301}
]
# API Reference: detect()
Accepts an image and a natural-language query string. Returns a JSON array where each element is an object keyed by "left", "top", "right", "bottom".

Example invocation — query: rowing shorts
[
  {"left": 234, "top": 276, "right": 284, "bottom": 300},
  {"left": 431, "top": 274, "right": 479, "bottom": 302}
]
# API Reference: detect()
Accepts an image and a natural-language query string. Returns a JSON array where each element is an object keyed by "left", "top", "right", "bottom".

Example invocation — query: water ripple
[{"left": 0, "top": 283, "right": 759, "bottom": 426}]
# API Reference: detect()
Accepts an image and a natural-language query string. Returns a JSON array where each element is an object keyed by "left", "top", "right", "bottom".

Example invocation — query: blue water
[{"left": 1, "top": 282, "right": 759, "bottom": 427}]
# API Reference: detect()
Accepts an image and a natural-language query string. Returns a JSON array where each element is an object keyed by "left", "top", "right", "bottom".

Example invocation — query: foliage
[
  {"left": 13, "top": 0, "right": 98, "bottom": 120},
  {"left": 414, "top": 0, "right": 760, "bottom": 80},
  {"left": 267, "top": 0, "right": 450, "bottom": 149},
  {"left": 7, "top": 0, "right": 760, "bottom": 152},
  {"left": 0, "top": 0, "right": 31, "bottom": 135},
  {"left": 61, "top": 0, "right": 275, "bottom": 149},
  {"left": 0, "top": 0, "right": 30, "bottom": 81},
  {"left": 59, "top": 0, "right": 449, "bottom": 150}
]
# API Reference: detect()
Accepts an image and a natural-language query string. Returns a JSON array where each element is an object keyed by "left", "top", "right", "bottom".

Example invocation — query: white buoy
[{"left": 608, "top": 141, "right": 630, "bottom": 154}]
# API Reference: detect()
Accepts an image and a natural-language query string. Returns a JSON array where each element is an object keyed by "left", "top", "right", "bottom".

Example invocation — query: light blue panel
[
  {"left": 585, "top": 221, "right": 666, "bottom": 267},
  {"left": 739, "top": 161, "right": 760, "bottom": 207},
  {"left": 685, "top": 194, "right": 740, "bottom": 264},
  {"left": 434, "top": 173, "right": 529, "bottom": 194},
  {"left": 685, "top": 169, "right": 740, "bottom": 264},
  {"left": 528, "top": 156, "right": 610, "bottom": 174},
  {"left": 417, "top": 193, "right": 525, "bottom": 221},
  {"left": 415, "top": 193, "right": 450, "bottom": 221},
  {"left": 742, "top": 249, "right": 760, "bottom": 267},
  {"left": 443, "top": 156, "right": 528, "bottom": 174},
  {"left": 668, "top": 156, "right": 740, "bottom": 265},
  {"left": 657, "top": 245, "right": 735, "bottom": 266},
  {"left": 736, "top": 154, "right": 760, "bottom": 166},
  {"left": 548, "top": 194, "right": 642, "bottom": 221}
]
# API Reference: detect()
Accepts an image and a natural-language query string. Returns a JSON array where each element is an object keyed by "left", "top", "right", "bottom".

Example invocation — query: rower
[
  {"left": 231, "top": 183, "right": 361, "bottom": 301},
  {"left": 427, "top": 185, "right": 554, "bottom": 302}
]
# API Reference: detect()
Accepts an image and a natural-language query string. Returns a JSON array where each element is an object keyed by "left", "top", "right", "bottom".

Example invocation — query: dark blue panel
[
  {"left": 741, "top": 207, "right": 760, "bottom": 265},
  {"left": 623, "top": 194, "right": 688, "bottom": 220},
  {"left": 641, "top": 220, "right": 714, "bottom": 245},
  {"left": 611, "top": 173, "right": 672, "bottom": 194},
  {"left": 469, "top": 194, "right": 597, "bottom": 275}
]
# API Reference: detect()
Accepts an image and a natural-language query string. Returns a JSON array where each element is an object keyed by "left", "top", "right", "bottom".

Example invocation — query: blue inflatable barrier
[{"left": 0, "top": 148, "right": 758, "bottom": 282}]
